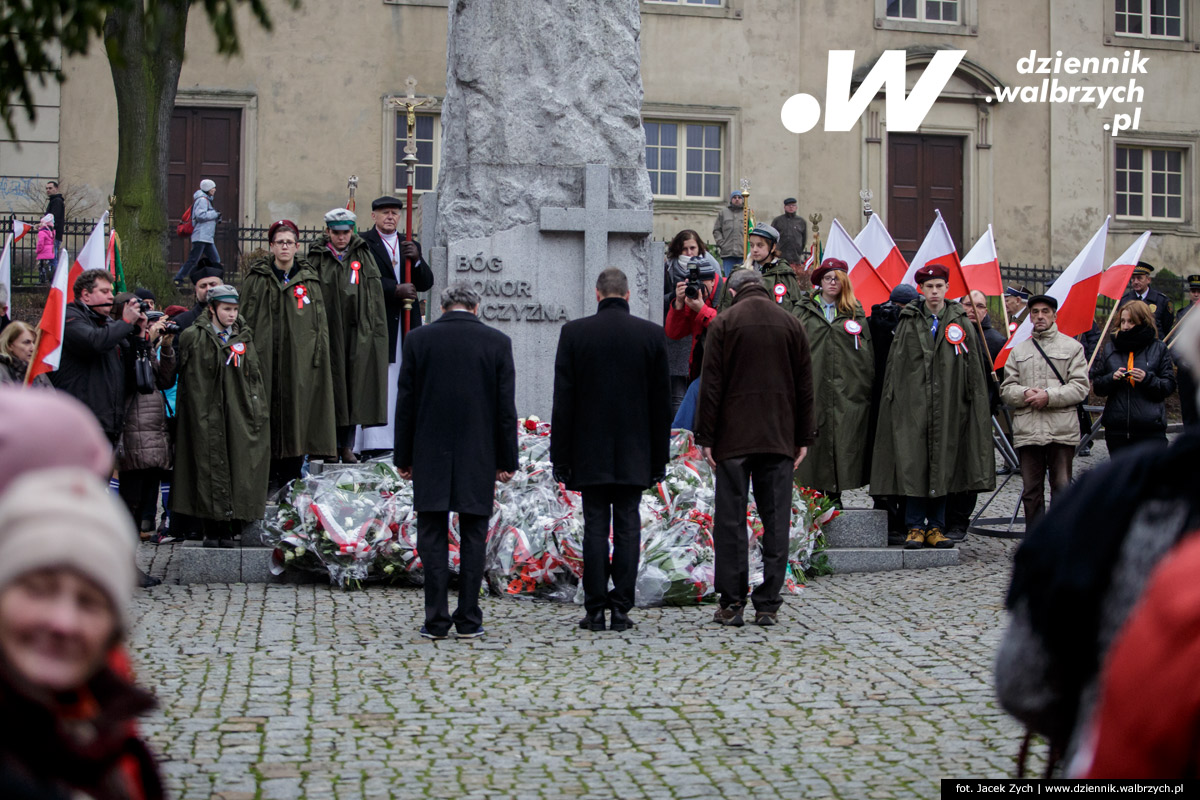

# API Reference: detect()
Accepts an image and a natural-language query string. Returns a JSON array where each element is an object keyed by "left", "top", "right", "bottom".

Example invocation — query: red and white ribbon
[
  {"left": 225, "top": 341, "right": 246, "bottom": 367},
  {"left": 945, "top": 323, "right": 969, "bottom": 356},
  {"left": 293, "top": 284, "right": 311, "bottom": 310},
  {"left": 844, "top": 319, "right": 863, "bottom": 350},
  {"left": 774, "top": 284, "right": 787, "bottom": 304},
  {"left": 349, "top": 260, "right": 361, "bottom": 285}
]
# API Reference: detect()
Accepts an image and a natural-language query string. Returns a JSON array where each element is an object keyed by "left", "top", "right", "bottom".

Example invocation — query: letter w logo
[{"left": 782, "top": 50, "right": 966, "bottom": 133}]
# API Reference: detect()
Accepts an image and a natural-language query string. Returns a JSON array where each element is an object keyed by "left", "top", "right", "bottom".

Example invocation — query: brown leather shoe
[
  {"left": 903, "top": 528, "right": 926, "bottom": 549},
  {"left": 924, "top": 528, "right": 952, "bottom": 549},
  {"left": 339, "top": 447, "right": 359, "bottom": 464},
  {"left": 712, "top": 604, "right": 745, "bottom": 627}
]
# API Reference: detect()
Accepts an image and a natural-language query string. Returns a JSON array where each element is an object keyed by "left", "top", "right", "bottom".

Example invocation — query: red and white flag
[
  {"left": 994, "top": 217, "right": 1110, "bottom": 369},
  {"left": 960, "top": 225, "right": 1003, "bottom": 297},
  {"left": 13, "top": 218, "right": 33, "bottom": 242},
  {"left": 901, "top": 210, "right": 969, "bottom": 299},
  {"left": 0, "top": 234, "right": 12, "bottom": 298},
  {"left": 854, "top": 214, "right": 907, "bottom": 289},
  {"left": 825, "top": 218, "right": 892, "bottom": 315},
  {"left": 27, "top": 248, "right": 71, "bottom": 384},
  {"left": 68, "top": 212, "right": 108, "bottom": 290},
  {"left": 1098, "top": 230, "right": 1151, "bottom": 301}
]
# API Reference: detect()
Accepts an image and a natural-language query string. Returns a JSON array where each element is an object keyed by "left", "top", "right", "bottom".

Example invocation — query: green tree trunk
[{"left": 105, "top": 0, "right": 190, "bottom": 301}]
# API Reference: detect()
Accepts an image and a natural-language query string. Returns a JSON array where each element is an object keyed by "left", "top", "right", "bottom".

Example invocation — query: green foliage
[{"left": 1, "top": 0, "right": 293, "bottom": 139}]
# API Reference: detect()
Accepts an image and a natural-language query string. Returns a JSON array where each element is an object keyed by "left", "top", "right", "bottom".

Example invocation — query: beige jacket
[{"left": 1000, "top": 325, "right": 1089, "bottom": 448}]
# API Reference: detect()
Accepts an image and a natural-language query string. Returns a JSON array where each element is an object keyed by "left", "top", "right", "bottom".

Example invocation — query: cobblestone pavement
[{"left": 130, "top": 445, "right": 1136, "bottom": 799}]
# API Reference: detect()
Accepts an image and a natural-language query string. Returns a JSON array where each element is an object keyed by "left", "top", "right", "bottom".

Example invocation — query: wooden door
[
  {"left": 888, "top": 134, "right": 963, "bottom": 261},
  {"left": 168, "top": 107, "right": 241, "bottom": 273}
]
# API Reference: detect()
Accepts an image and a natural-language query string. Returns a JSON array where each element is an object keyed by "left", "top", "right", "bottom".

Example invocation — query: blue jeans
[
  {"left": 175, "top": 241, "right": 221, "bottom": 281},
  {"left": 672, "top": 378, "right": 701, "bottom": 430},
  {"left": 720, "top": 256, "right": 741, "bottom": 278},
  {"left": 905, "top": 496, "right": 947, "bottom": 530}
]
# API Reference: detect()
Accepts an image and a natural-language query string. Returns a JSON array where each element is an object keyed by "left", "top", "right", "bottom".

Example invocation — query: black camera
[
  {"left": 684, "top": 260, "right": 708, "bottom": 300},
  {"left": 137, "top": 300, "right": 152, "bottom": 314},
  {"left": 145, "top": 310, "right": 182, "bottom": 335}
]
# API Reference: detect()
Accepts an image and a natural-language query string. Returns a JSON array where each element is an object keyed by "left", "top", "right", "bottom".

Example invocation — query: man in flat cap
[
  {"left": 358, "top": 196, "right": 435, "bottom": 454},
  {"left": 871, "top": 264, "right": 994, "bottom": 550},
  {"left": 1119, "top": 261, "right": 1174, "bottom": 339},
  {"left": 999, "top": 294, "right": 1089, "bottom": 527},
  {"left": 1004, "top": 285, "right": 1031, "bottom": 335},
  {"left": 771, "top": 196, "right": 808, "bottom": 286},
  {"left": 308, "top": 208, "right": 389, "bottom": 463}
]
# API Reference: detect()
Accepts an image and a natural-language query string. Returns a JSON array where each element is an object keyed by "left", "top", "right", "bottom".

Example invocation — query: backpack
[{"left": 176, "top": 202, "right": 194, "bottom": 237}]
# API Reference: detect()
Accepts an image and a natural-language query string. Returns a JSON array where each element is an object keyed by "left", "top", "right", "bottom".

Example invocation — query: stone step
[
  {"left": 824, "top": 545, "right": 958, "bottom": 573},
  {"left": 821, "top": 508, "right": 888, "bottom": 549},
  {"left": 178, "top": 543, "right": 320, "bottom": 585}
]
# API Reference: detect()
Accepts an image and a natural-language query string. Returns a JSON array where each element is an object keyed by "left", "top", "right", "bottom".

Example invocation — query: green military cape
[
  {"left": 792, "top": 292, "right": 875, "bottom": 493},
  {"left": 308, "top": 234, "right": 389, "bottom": 428},
  {"left": 172, "top": 316, "right": 270, "bottom": 522},
  {"left": 869, "top": 299, "right": 995, "bottom": 497},
  {"left": 241, "top": 254, "right": 338, "bottom": 459},
  {"left": 718, "top": 259, "right": 806, "bottom": 316}
]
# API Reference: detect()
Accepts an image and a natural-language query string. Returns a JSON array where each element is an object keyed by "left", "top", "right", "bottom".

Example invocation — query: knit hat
[
  {"left": 0, "top": 468, "right": 135, "bottom": 630},
  {"left": 133, "top": 288, "right": 155, "bottom": 302},
  {"left": 199, "top": 179, "right": 216, "bottom": 192},
  {"left": 324, "top": 208, "right": 356, "bottom": 229},
  {"left": 39, "top": 213, "right": 54, "bottom": 227},
  {"left": 0, "top": 389, "right": 113, "bottom": 494},
  {"left": 889, "top": 284, "right": 919, "bottom": 304},
  {"left": 730, "top": 191, "right": 743, "bottom": 200}
]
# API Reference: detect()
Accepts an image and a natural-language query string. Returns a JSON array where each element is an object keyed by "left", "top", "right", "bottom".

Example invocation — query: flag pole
[
  {"left": 1085, "top": 301, "right": 1123, "bottom": 375},
  {"left": 23, "top": 330, "right": 43, "bottom": 386}
]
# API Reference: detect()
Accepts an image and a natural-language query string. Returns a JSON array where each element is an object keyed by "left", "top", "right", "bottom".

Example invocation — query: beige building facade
[{"left": 5, "top": 0, "right": 1199, "bottom": 272}]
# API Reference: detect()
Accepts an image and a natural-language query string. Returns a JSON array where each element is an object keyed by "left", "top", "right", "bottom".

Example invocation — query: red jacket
[
  {"left": 663, "top": 276, "right": 722, "bottom": 382},
  {"left": 1081, "top": 529, "right": 1200, "bottom": 779}
]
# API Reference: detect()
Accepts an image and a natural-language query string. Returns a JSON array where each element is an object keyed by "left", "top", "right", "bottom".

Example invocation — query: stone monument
[{"left": 423, "top": 0, "right": 656, "bottom": 417}]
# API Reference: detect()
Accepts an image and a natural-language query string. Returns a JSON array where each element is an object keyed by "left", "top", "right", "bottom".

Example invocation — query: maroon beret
[
  {"left": 914, "top": 263, "right": 950, "bottom": 285},
  {"left": 811, "top": 258, "right": 849, "bottom": 287},
  {"left": 268, "top": 219, "right": 300, "bottom": 243}
]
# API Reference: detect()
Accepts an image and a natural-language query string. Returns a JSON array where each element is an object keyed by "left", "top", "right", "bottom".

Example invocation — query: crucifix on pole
[
  {"left": 389, "top": 77, "right": 432, "bottom": 334},
  {"left": 539, "top": 164, "right": 654, "bottom": 311}
]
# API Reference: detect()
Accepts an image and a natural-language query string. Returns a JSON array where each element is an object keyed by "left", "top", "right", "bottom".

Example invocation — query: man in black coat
[
  {"left": 394, "top": 282, "right": 518, "bottom": 640},
  {"left": 51, "top": 269, "right": 145, "bottom": 443},
  {"left": 1119, "top": 261, "right": 1174, "bottom": 340},
  {"left": 170, "top": 260, "right": 225, "bottom": 332},
  {"left": 45, "top": 180, "right": 65, "bottom": 249},
  {"left": 359, "top": 196, "right": 435, "bottom": 361},
  {"left": 551, "top": 268, "right": 672, "bottom": 633}
]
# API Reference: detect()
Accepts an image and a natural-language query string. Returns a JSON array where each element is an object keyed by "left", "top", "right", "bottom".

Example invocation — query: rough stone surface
[
  {"left": 823, "top": 547, "right": 904, "bottom": 573},
  {"left": 822, "top": 509, "right": 888, "bottom": 549},
  {"left": 903, "top": 548, "right": 960, "bottom": 569},
  {"left": 428, "top": 0, "right": 654, "bottom": 417},
  {"left": 178, "top": 543, "right": 242, "bottom": 585}
]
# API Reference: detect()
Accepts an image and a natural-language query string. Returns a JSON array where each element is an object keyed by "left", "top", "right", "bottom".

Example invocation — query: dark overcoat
[
  {"left": 870, "top": 299, "right": 995, "bottom": 497},
  {"left": 51, "top": 302, "right": 138, "bottom": 440},
  {"left": 359, "top": 227, "right": 435, "bottom": 361},
  {"left": 172, "top": 316, "right": 269, "bottom": 522},
  {"left": 308, "top": 233, "right": 389, "bottom": 428},
  {"left": 1119, "top": 288, "right": 1175, "bottom": 340},
  {"left": 792, "top": 292, "right": 874, "bottom": 493},
  {"left": 550, "top": 297, "right": 673, "bottom": 490},
  {"left": 394, "top": 311, "right": 518, "bottom": 515},
  {"left": 240, "top": 255, "right": 337, "bottom": 458}
]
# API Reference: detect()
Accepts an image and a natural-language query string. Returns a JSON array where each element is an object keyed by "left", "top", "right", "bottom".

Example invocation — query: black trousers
[
  {"left": 713, "top": 454, "right": 793, "bottom": 614},
  {"left": 580, "top": 484, "right": 643, "bottom": 614},
  {"left": 417, "top": 510, "right": 488, "bottom": 636},
  {"left": 118, "top": 468, "right": 162, "bottom": 530},
  {"left": 1106, "top": 430, "right": 1168, "bottom": 458},
  {"left": 946, "top": 491, "right": 977, "bottom": 533}
]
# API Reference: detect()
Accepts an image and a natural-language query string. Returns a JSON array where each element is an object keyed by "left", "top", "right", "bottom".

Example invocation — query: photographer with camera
[
  {"left": 664, "top": 254, "right": 724, "bottom": 429},
  {"left": 112, "top": 292, "right": 177, "bottom": 548}
]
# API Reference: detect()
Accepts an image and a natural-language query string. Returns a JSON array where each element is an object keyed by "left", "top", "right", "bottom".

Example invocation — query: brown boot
[{"left": 339, "top": 447, "right": 359, "bottom": 464}]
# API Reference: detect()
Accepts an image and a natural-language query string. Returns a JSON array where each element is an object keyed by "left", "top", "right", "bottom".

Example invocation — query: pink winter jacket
[{"left": 36, "top": 226, "right": 55, "bottom": 260}]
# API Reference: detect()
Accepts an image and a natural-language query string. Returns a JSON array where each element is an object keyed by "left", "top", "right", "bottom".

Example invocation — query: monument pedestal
[{"left": 821, "top": 508, "right": 959, "bottom": 573}]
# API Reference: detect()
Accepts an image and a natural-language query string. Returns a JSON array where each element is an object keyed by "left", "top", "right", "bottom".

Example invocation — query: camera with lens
[
  {"left": 137, "top": 300, "right": 152, "bottom": 314},
  {"left": 683, "top": 257, "right": 709, "bottom": 301},
  {"left": 145, "top": 310, "right": 182, "bottom": 335}
]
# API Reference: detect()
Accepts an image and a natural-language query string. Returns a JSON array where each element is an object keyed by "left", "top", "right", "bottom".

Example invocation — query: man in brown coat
[{"left": 695, "top": 269, "right": 815, "bottom": 627}]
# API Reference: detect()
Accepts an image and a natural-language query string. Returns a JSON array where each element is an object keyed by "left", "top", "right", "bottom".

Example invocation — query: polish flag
[
  {"left": 854, "top": 214, "right": 907, "bottom": 288},
  {"left": 901, "top": 210, "right": 969, "bottom": 299},
  {"left": 13, "top": 218, "right": 33, "bottom": 242},
  {"left": 68, "top": 212, "right": 108, "bottom": 290},
  {"left": 1098, "top": 230, "right": 1151, "bottom": 300},
  {"left": 27, "top": 248, "right": 71, "bottom": 383},
  {"left": 994, "top": 217, "right": 1110, "bottom": 369},
  {"left": 825, "top": 218, "right": 892, "bottom": 315},
  {"left": 0, "top": 235, "right": 12, "bottom": 298},
  {"left": 960, "top": 225, "right": 1003, "bottom": 296}
]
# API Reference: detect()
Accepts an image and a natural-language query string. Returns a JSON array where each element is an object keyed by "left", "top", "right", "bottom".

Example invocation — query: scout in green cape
[
  {"left": 869, "top": 264, "right": 995, "bottom": 549},
  {"left": 240, "top": 219, "right": 338, "bottom": 490},
  {"left": 718, "top": 223, "right": 805, "bottom": 315},
  {"left": 308, "top": 208, "right": 389, "bottom": 464},
  {"left": 792, "top": 258, "right": 874, "bottom": 502},
  {"left": 171, "top": 284, "right": 270, "bottom": 547}
]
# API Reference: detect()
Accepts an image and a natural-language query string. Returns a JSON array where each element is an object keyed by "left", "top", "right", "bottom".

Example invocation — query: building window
[
  {"left": 1115, "top": 145, "right": 1184, "bottom": 220},
  {"left": 886, "top": 0, "right": 959, "bottom": 23},
  {"left": 394, "top": 113, "right": 438, "bottom": 192},
  {"left": 1115, "top": 0, "right": 1184, "bottom": 38},
  {"left": 644, "top": 121, "right": 723, "bottom": 200}
]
